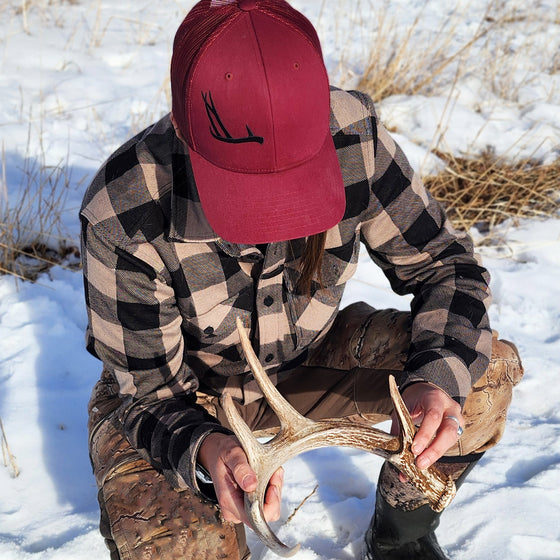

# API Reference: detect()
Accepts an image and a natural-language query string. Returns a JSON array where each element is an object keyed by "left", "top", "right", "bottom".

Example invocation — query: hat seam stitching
[
  {"left": 186, "top": 12, "right": 242, "bottom": 151},
  {"left": 259, "top": 8, "right": 324, "bottom": 62},
  {"left": 247, "top": 11, "right": 277, "bottom": 168}
]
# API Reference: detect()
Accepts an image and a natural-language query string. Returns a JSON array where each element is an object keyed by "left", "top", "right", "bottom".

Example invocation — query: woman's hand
[
  {"left": 392, "top": 382, "right": 464, "bottom": 474},
  {"left": 197, "top": 432, "right": 284, "bottom": 526}
]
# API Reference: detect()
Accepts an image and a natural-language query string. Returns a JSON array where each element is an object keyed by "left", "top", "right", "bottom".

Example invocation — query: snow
[{"left": 0, "top": 0, "right": 559, "bottom": 558}]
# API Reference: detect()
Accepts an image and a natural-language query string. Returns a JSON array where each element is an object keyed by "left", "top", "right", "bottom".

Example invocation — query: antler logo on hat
[{"left": 202, "top": 91, "right": 264, "bottom": 145}]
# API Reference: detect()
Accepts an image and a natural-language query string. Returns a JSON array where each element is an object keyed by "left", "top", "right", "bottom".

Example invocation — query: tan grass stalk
[
  {"left": 0, "top": 417, "right": 20, "bottom": 478},
  {"left": 286, "top": 484, "right": 319, "bottom": 524},
  {"left": 0, "top": 264, "right": 28, "bottom": 281},
  {"left": 21, "top": 0, "right": 30, "bottom": 34},
  {"left": 0, "top": 240, "right": 74, "bottom": 271},
  {"left": 0, "top": 144, "right": 7, "bottom": 215},
  {"left": 89, "top": 0, "right": 113, "bottom": 49}
]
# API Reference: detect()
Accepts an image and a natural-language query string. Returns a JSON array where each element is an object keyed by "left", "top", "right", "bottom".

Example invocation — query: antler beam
[{"left": 221, "top": 318, "right": 456, "bottom": 557}]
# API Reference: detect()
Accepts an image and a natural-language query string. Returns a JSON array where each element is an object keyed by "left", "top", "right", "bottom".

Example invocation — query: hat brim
[{"left": 189, "top": 134, "right": 346, "bottom": 244}]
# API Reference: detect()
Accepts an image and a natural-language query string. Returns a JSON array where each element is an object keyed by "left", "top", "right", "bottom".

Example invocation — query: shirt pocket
[
  {"left": 180, "top": 281, "right": 254, "bottom": 363},
  {"left": 284, "top": 233, "right": 361, "bottom": 350}
]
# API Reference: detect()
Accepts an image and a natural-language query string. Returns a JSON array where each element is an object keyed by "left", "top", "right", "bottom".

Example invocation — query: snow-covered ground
[{"left": 1, "top": 1, "right": 559, "bottom": 558}]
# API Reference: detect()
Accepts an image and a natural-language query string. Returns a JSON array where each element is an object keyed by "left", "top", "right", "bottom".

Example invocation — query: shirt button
[
  {"left": 264, "top": 296, "right": 274, "bottom": 307},
  {"left": 204, "top": 326, "right": 214, "bottom": 335},
  {"left": 265, "top": 354, "right": 274, "bottom": 363}
]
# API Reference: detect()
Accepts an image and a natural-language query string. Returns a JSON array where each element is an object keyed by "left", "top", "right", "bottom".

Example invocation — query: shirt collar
[
  {"left": 164, "top": 115, "right": 304, "bottom": 269},
  {"left": 166, "top": 133, "right": 219, "bottom": 243}
]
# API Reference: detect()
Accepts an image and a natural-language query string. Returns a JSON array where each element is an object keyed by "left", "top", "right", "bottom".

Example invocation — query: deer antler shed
[{"left": 220, "top": 318, "right": 456, "bottom": 557}]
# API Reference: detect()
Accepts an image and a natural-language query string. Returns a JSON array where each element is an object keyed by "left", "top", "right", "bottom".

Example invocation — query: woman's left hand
[{"left": 392, "top": 382, "right": 464, "bottom": 472}]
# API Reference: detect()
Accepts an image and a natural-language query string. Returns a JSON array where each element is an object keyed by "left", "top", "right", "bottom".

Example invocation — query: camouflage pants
[{"left": 88, "top": 302, "right": 523, "bottom": 559}]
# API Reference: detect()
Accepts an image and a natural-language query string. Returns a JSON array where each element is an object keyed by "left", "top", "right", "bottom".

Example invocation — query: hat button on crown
[{"left": 239, "top": 0, "right": 257, "bottom": 11}]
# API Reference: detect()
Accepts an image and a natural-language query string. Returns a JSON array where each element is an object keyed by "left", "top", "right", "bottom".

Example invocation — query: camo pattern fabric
[{"left": 91, "top": 409, "right": 249, "bottom": 560}]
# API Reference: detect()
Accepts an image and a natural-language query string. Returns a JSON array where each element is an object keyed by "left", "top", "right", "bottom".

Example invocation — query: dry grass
[
  {"left": 350, "top": 0, "right": 560, "bottom": 234},
  {"left": 355, "top": 2, "right": 495, "bottom": 102},
  {"left": 480, "top": 3, "right": 560, "bottom": 103},
  {"left": 353, "top": 0, "right": 557, "bottom": 104},
  {"left": 424, "top": 150, "right": 560, "bottom": 232},
  {"left": 8, "top": 0, "right": 80, "bottom": 34},
  {"left": 0, "top": 139, "right": 81, "bottom": 282}
]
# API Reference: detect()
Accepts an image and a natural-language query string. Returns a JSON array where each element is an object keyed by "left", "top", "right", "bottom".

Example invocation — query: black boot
[
  {"left": 363, "top": 456, "right": 481, "bottom": 560},
  {"left": 364, "top": 491, "right": 448, "bottom": 560}
]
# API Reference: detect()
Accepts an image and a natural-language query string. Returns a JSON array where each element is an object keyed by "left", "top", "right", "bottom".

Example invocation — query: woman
[{"left": 81, "top": 1, "right": 523, "bottom": 558}]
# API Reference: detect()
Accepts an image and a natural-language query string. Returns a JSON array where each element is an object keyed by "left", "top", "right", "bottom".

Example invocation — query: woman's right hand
[{"left": 197, "top": 432, "right": 284, "bottom": 526}]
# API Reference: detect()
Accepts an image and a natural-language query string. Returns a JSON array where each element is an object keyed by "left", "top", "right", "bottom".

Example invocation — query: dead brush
[
  {"left": 424, "top": 150, "right": 560, "bottom": 233},
  {"left": 350, "top": 0, "right": 559, "bottom": 235},
  {"left": 353, "top": 0, "right": 554, "bottom": 103},
  {"left": 355, "top": 1, "right": 496, "bottom": 102},
  {"left": 0, "top": 142, "right": 80, "bottom": 282}
]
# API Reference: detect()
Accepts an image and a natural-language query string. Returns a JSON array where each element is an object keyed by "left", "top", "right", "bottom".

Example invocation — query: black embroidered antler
[{"left": 202, "top": 91, "right": 264, "bottom": 145}]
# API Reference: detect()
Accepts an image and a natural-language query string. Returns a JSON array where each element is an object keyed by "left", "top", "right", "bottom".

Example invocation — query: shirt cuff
[{"left": 179, "top": 422, "right": 234, "bottom": 501}]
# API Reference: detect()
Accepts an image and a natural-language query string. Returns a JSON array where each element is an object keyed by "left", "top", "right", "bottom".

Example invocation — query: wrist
[
  {"left": 197, "top": 431, "right": 226, "bottom": 471},
  {"left": 194, "top": 432, "right": 223, "bottom": 502}
]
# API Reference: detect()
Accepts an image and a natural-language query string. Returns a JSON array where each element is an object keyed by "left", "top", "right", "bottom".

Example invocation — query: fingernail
[
  {"left": 242, "top": 474, "right": 257, "bottom": 488},
  {"left": 417, "top": 457, "right": 429, "bottom": 469}
]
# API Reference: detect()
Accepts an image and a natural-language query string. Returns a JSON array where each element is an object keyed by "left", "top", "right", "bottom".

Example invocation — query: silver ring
[{"left": 445, "top": 415, "right": 464, "bottom": 437}]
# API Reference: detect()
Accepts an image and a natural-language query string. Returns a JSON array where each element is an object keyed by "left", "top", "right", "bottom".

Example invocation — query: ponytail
[{"left": 297, "top": 231, "right": 327, "bottom": 296}]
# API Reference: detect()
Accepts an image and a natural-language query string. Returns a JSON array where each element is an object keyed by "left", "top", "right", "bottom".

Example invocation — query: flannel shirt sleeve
[
  {"left": 81, "top": 219, "right": 231, "bottom": 495},
  {"left": 356, "top": 92, "right": 493, "bottom": 406}
]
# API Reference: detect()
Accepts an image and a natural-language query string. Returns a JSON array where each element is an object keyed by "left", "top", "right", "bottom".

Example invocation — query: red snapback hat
[{"left": 170, "top": 0, "right": 346, "bottom": 244}]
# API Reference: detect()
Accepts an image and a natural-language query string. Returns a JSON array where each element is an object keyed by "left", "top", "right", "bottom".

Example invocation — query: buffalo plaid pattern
[{"left": 81, "top": 88, "right": 492, "bottom": 492}]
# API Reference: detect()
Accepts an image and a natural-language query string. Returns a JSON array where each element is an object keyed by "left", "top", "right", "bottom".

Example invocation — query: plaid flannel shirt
[{"left": 80, "top": 87, "right": 492, "bottom": 493}]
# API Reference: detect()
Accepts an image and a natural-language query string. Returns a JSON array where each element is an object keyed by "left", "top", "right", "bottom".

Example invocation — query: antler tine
[
  {"left": 388, "top": 375, "right": 416, "bottom": 444},
  {"left": 385, "top": 375, "right": 456, "bottom": 512},
  {"left": 221, "top": 392, "right": 264, "bottom": 471},
  {"left": 221, "top": 391, "right": 301, "bottom": 557},
  {"left": 235, "top": 318, "right": 313, "bottom": 434}
]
